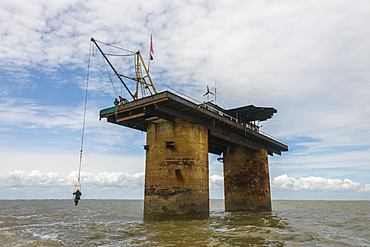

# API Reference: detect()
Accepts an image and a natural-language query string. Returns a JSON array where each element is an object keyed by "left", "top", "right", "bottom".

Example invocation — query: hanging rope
[{"left": 77, "top": 41, "right": 92, "bottom": 185}]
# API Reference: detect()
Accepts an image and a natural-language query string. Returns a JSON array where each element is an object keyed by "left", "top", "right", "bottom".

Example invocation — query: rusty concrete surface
[
  {"left": 144, "top": 117, "right": 209, "bottom": 220},
  {"left": 224, "top": 146, "right": 271, "bottom": 212}
]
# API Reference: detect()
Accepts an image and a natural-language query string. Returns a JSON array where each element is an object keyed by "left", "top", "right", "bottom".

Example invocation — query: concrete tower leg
[
  {"left": 223, "top": 146, "right": 271, "bottom": 212},
  {"left": 144, "top": 117, "right": 209, "bottom": 220}
]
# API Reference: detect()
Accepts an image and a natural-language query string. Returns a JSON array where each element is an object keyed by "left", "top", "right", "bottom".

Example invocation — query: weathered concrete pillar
[
  {"left": 144, "top": 117, "right": 209, "bottom": 220},
  {"left": 223, "top": 146, "right": 271, "bottom": 212}
]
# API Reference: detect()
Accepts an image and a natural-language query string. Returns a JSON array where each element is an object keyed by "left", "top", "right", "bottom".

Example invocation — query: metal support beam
[
  {"left": 116, "top": 113, "right": 145, "bottom": 122},
  {"left": 154, "top": 104, "right": 264, "bottom": 151}
]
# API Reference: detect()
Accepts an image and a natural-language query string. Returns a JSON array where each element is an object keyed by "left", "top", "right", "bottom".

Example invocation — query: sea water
[{"left": 0, "top": 200, "right": 369, "bottom": 246}]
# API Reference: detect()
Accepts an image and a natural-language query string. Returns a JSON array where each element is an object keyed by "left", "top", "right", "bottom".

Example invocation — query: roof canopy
[{"left": 225, "top": 105, "right": 277, "bottom": 122}]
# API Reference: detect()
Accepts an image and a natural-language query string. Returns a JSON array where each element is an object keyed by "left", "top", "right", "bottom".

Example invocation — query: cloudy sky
[{"left": 1, "top": 0, "right": 369, "bottom": 200}]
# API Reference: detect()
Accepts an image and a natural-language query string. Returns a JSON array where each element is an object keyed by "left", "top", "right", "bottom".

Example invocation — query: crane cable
[
  {"left": 98, "top": 41, "right": 135, "bottom": 99},
  {"left": 101, "top": 53, "right": 118, "bottom": 98},
  {"left": 76, "top": 41, "right": 92, "bottom": 188},
  {"left": 93, "top": 39, "right": 136, "bottom": 54}
]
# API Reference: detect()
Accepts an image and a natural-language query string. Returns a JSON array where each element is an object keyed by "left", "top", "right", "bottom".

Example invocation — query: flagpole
[{"left": 148, "top": 34, "right": 153, "bottom": 72}]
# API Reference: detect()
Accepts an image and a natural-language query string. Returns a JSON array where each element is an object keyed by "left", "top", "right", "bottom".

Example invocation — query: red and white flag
[{"left": 150, "top": 35, "right": 154, "bottom": 60}]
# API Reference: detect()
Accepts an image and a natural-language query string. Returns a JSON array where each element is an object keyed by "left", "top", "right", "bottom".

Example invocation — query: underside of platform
[{"left": 100, "top": 91, "right": 288, "bottom": 156}]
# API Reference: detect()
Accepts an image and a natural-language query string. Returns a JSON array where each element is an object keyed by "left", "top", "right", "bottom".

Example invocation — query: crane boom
[{"left": 91, "top": 37, "right": 157, "bottom": 101}]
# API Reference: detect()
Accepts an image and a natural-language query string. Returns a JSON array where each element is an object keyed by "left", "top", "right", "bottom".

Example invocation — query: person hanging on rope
[{"left": 73, "top": 189, "right": 82, "bottom": 206}]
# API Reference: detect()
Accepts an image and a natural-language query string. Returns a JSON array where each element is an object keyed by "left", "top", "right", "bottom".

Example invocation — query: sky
[{"left": 1, "top": 0, "right": 369, "bottom": 200}]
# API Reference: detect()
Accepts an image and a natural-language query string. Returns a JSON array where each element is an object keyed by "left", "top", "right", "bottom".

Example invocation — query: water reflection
[{"left": 141, "top": 200, "right": 292, "bottom": 246}]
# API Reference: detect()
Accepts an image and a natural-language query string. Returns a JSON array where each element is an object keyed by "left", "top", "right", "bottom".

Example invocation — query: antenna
[{"left": 215, "top": 80, "right": 217, "bottom": 105}]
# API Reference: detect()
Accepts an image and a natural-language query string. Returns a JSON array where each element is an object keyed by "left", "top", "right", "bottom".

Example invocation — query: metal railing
[
  {"left": 167, "top": 87, "right": 239, "bottom": 122},
  {"left": 166, "top": 87, "right": 286, "bottom": 145}
]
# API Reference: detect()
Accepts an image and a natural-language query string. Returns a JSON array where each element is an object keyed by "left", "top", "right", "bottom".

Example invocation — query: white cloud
[
  {"left": 360, "top": 184, "right": 370, "bottom": 192},
  {"left": 209, "top": 174, "right": 223, "bottom": 190},
  {"left": 2, "top": 0, "right": 370, "bottom": 140},
  {"left": 0, "top": 170, "right": 144, "bottom": 189},
  {"left": 66, "top": 171, "right": 145, "bottom": 188},
  {"left": 0, "top": 98, "right": 83, "bottom": 130},
  {"left": 272, "top": 174, "right": 369, "bottom": 192},
  {"left": 0, "top": 170, "right": 59, "bottom": 187},
  {"left": 1, "top": 170, "right": 224, "bottom": 192}
]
